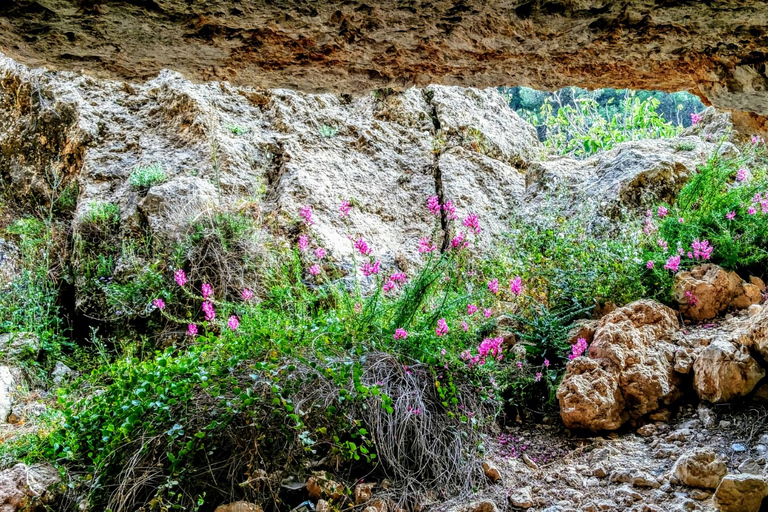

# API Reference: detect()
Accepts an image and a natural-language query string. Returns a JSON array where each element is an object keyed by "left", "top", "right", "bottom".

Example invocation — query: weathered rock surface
[
  {"left": 2, "top": 2, "right": 768, "bottom": 134},
  {"left": 557, "top": 300, "right": 681, "bottom": 431},
  {"left": 0, "top": 463, "right": 60, "bottom": 511},
  {"left": 693, "top": 339, "right": 765, "bottom": 403},
  {"left": 714, "top": 474, "right": 768, "bottom": 512},
  {"left": 674, "top": 264, "right": 763, "bottom": 322},
  {"left": 0, "top": 333, "right": 39, "bottom": 362},
  {"left": 0, "top": 365, "right": 23, "bottom": 423},
  {"left": 1, "top": 54, "right": 725, "bottom": 317},
  {"left": 213, "top": 503, "right": 262, "bottom": 512},
  {"left": 672, "top": 449, "right": 727, "bottom": 490}
]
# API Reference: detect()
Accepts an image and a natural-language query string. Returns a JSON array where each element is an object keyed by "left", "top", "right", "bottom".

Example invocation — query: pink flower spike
[
  {"left": 450, "top": 232, "right": 467, "bottom": 249},
  {"left": 690, "top": 112, "right": 702, "bottom": 125},
  {"left": 227, "top": 315, "right": 239, "bottom": 331},
  {"left": 483, "top": 308, "right": 492, "bottom": 318},
  {"left": 152, "top": 298, "right": 165, "bottom": 310},
  {"left": 361, "top": 260, "right": 380, "bottom": 277},
  {"left": 462, "top": 213, "right": 481, "bottom": 234},
  {"left": 382, "top": 280, "right": 396, "bottom": 292},
  {"left": 354, "top": 238, "right": 372, "bottom": 256},
  {"left": 535, "top": 372, "right": 542, "bottom": 382},
  {"left": 418, "top": 237, "right": 437, "bottom": 253},
  {"left": 201, "top": 283, "right": 213, "bottom": 299},
  {"left": 467, "top": 303, "right": 478, "bottom": 315},
  {"left": 664, "top": 255, "right": 681, "bottom": 272},
  {"left": 678, "top": 217, "right": 684, "bottom": 223},
  {"left": 187, "top": 323, "right": 198, "bottom": 336},
  {"left": 443, "top": 200, "right": 458, "bottom": 220},
  {"left": 393, "top": 328, "right": 408, "bottom": 340},
  {"left": 646, "top": 260, "right": 654, "bottom": 269},
  {"left": 314, "top": 247, "right": 327, "bottom": 259},
  {"left": 544, "top": 359, "right": 550, "bottom": 368},
  {"left": 436, "top": 318, "right": 449, "bottom": 337},
  {"left": 509, "top": 276, "right": 522, "bottom": 296},
  {"left": 339, "top": 201, "right": 351, "bottom": 217},
  {"left": 657, "top": 206, "right": 668, "bottom": 218},
  {"left": 202, "top": 301, "right": 215, "bottom": 322},
  {"left": 427, "top": 195, "right": 441, "bottom": 215},
  {"left": 462, "top": 321, "right": 469, "bottom": 332},
  {"left": 488, "top": 279, "right": 499, "bottom": 294},
  {"left": 736, "top": 168, "right": 748, "bottom": 181},
  {"left": 726, "top": 211, "right": 736, "bottom": 220},
  {"left": 299, "top": 205, "right": 314, "bottom": 225},
  {"left": 309, "top": 264, "right": 321, "bottom": 276},
  {"left": 441, "top": 348, "right": 446, "bottom": 356},
  {"left": 174, "top": 269, "right": 186, "bottom": 287},
  {"left": 242, "top": 288, "right": 254, "bottom": 301},
  {"left": 570, "top": 337, "right": 588, "bottom": 360},
  {"left": 298, "top": 234, "right": 310, "bottom": 251},
  {"left": 748, "top": 207, "right": 756, "bottom": 215}
]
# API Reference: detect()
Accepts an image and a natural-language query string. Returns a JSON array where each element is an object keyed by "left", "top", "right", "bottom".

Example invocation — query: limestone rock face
[
  {"left": 672, "top": 449, "right": 727, "bottom": 490},
  {"left": 692, "top": 340, "right": 765, "bottom": 403},
  {"left": 0, "top": 463, "right": 60, "bottom": 511},
  {"left": 2, "top": 2, "right": 768, "bottom": 131},
  {"left": 674, "top": 264, "right": 763, "bottom": 321},
  {"left": 558, "top": 300, "right": 681, "bottom": 431},
  {"left": 0, "top": 366, "right": 23, "bottom": 423},
  {"left": 0, "top": 333, "right": 39, "bottom": 362},
  {"left": 214, "top": 503, "right": 262, "bottom": 512},
  {"left": 714, "top": 474, "right": 768, "bottom": 512}
]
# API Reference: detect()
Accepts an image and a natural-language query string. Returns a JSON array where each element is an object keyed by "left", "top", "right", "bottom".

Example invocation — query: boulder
[
  {"left": 51, "top": 362, "right": 76, "bottom": 387},
  {"left": 714, "top": 474, "right": 768, "bottom": 512},
  {"left": 693, "top": 339, "right": 765, "bottom": 403},
  {"left": 139, "top": 177, "right": 219, "bottom": 241},
  {"left": 674, "top": 264, "right": 763, "bottom": 321},
  {"left": 672, "top": 449, "right": 727, "bottom": 489},
  {"left": 214, "top": 503, "right": 262, "bottom": 512},
  {"left": 730, "top": 305, "right": 768, "bottom": 363},
  {"left": 558, "top": 300, "right": 681, "bottom": 430},
  {"left": 509, "top": 487, "right": 534, "bottom": 508},
  {"left": 0, "top": 366, "right": 24, "bottom": 423},
  {"left": 0, "top": 333, "right": 40, "bottom": 362},
  {"left": 0, "top": 463, "right": 60, "bottom": 511}
]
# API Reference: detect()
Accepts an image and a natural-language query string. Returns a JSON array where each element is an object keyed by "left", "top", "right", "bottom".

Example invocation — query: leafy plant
[
  {"left": 83, "top": 201, "right": 120, "bottom": 226},
  {"left": 129, "top": 163, "right": 167, "bottom": 189},
  {"left": 319, "top": 124, "right": 339, "bottom": 138}
]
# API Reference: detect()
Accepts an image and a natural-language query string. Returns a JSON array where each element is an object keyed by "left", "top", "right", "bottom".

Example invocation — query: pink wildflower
[
  {"left": 354, "top": 238, "right": 372, "bottom": 256},
  {"left": 462, "top": 213, "right": 480, "bottom": 234},
  {"left": 309, "top": 264, "right": 321, "bottom": 276},
  {"left": 643, "top": 218, "right": 657, "bottom": 235},
  {"left": 361, "top": 260, "right": 380, "bottom": 276},
  {"left": 685, "top": 290, "right": 699, "bottom": 307},
  {"left": 467, "top": 303, "right": 478, "bottom": 315},
  {"left": 748, "top": 207, "right": 756, "bottom": 215},
  {"left": 443, "top": 200, "right": 458, "bottom": 220},
  {"left": 450, "top": 231, "right": 468, "bottom": 249},
  {"left": 441, "top": 348, "right": 446, "bottom": 356},
  {"left": 187, "top": 323, "right": 198, "bottom": 336},
  {"left": 427, "top": 195, "right": 441, "bottom": 215},
  {"left": 691, "top": 239, "right": 714, "bottom": 260},
  {"left": 354, "top": 303, "right": 362, "bottom": 314},
  {"left": 202, "top": 301, "right": 215, "bottom": 322},
  {"left": 726, "top": 211, "right": 736, "bottom": 220},
  {"left": 339, "top": 200, "right": 351, "bottom": 217},
  {"left": 535, "top": 372, "right": 542, "bottom": 382},
  {"left": 664, "top": 255, "right": 681, "bottom": 272},
  {"left": 687, "top": 251, "right": 694, "bottom": 259},
  {"left": 646, "top": 260, "right": 654, "bottom": 269},
  {"left": 382, "top": 280, "right": 396, "bottom": 292},
  {"left": 657, "top": 206, "right": 668, "bottom": 218},
  {"left": 299, "top": 205, "right": 314, "bottom": 225},
  {"left": 174, "top": 269, "right": 186, "bottom": 287},
  {"left": 752, "top": 135, "right": 764, "bottom": 144},
  {"left": 657, "top": 238, "right": 668, "bottom": 251},
  {"left": 488, "top": 279, "right": 499, "bottom": 294},
  {"left": 436, "top": 318, "right": 449, "bottom": 337},
  {"left": 314, "top": 247, "right": 327, "bottom": 259},
  {"left": 478, "top": 336, "right": 504, "bottom": 362},
  {"left": 298, "top": 234, "right": 310, "bottom": 251},
  {"left": 544, "top": 359, "right": 550, "bottom": 367},
  {"left": 569, "top": 337, "right": 588, "bottom": 360},
  {"left": 201, "top": 283, "right": 213, "bottom": 299},
  {"left": 737, "top": 168, "right": 748, "bottom": 181},
  {"left": 509, "top": 276, "right": 522, "bottom": 296},
  {"left": 483, "top": 308, "right": 492, "bottom": 318},
  {"left": 462, "top": 321, "right": 469, "bottom": 332},
  {"left": 242, "top": 288, "right": 253, "bottom": 301},
  {"left": 227, "top": 315, "right": 239, "bottom": 331},
  {"left": 152, "top": 298, "right": 165, "bottom": 310},
  {"left": 393, "top": 328, "right": 408, "bottom": 340},
  {"left": 678, "top": 217, "right": 684, "bottom": 223},
  {"left": 418, "top": 237, "right": 437, "bottom": 253},
  {"left": 390, "top": 272, "right": 407, "bottom": 284},
  {"left": 690, "top": 112, "right": 702, "bottom": 125}
]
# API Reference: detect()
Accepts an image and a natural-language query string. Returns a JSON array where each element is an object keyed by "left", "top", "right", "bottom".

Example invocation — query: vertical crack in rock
[{"left": 423, "top": 88, "right": 450, "bottom": 252}]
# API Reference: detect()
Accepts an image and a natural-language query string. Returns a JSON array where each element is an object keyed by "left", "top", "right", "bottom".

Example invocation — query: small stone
[
  {"left": 482, "top": 461, "right": 501, "bottom": 483},
  {"left": 719, "top": 420, "right": 732, "bottom": 428},
  {"left": 689, "top": 489, "right": 710, "bottom": 500},
  {"left": 631, "top": 471, "right": 660, "bottom": 488},
  {"left": 759, "top": 434, "right": 768, "bottom": 445},
  {"left": 354, "top": 482, "right": 375, "bottom": 504},
  {"left": 738, "top": 459, "right": 764, "bottom": 475},
  {"left": 732, "top": 443, "right": 747, "bottom": 453},
  {"left": 593, "top": 466, "right": 608, "bottom": 478},
  {"left": 725, "top": 314, "right": 734, "bottom": 321},
  {"left": 698, "top": 405, "right": 716, "bottom": 428},
  {"left": 649, "top": 408, "right": 672, "bottom": 422},
  {"left": 637, "top": 424, "right": 657, "bottom": 437},
  {"left": 522, "top": 453, "right": 538, "bottom": 470},
  {"left": 748, "top": 304, "right": 762, "bottom": 317},
  {"left": 509, "top": 487, "right": 534, "bottom": 508},
  {"left": 672, "top": 448, "right": 727, "bottom": 489}
]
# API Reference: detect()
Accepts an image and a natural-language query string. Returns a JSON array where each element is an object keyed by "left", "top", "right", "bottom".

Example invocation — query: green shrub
[
  {"left": 83, "top": 201, "right": 120, "bottom": 226},
  {"left": 129, "top": 164, "right": 167, "bottom": 188}
]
